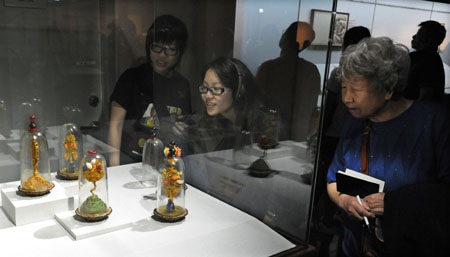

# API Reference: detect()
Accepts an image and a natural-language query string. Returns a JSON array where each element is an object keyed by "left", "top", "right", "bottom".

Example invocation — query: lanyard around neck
[{"left": 361, "top": 120, "right": 371, "bottom": 175}]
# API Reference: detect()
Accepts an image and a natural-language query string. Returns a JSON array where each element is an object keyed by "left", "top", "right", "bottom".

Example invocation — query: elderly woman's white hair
[{"left": 337, "top": 37, "right": 410, "bottom": 100}]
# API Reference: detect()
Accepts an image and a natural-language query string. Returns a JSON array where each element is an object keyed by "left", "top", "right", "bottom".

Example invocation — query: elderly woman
[{"left": 326, "top": 37, "right": 450, "bottom": 257}]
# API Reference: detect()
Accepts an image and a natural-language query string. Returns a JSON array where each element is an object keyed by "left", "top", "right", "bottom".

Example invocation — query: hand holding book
[
  {"left": 336, "top": 192, "right": 375, "bottom": 220},
  {"left": 336, "top": 168, "right": 385, "bottom": 198},
  {"left": 362, "top": 192, "right": 385, "bottom": 216}
]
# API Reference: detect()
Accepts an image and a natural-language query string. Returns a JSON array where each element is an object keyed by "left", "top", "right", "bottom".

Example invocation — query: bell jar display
[
  {"left": 76, "top": 150, "right": 112, "bottom": 221},
  {"left": 18, "top": 115, "right": 54, "bottom": 196},
  {"left": 248, "top": 108, "right": 279, "bottom": 177},
  {"left": 153, "top": 141, "right": 187, "bottom": 222},
  {"left": 57, "top": 123, "right": 83, "bottom": 180},
  {"left": 233, "top": 128, "right": 254, "bottom": 169},
  {"left": 142, "top": 127, "right": 164, "bottom": 187}
]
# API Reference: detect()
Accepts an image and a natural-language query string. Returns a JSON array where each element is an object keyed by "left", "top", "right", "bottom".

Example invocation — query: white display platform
[
  {"left": 55, "top": 210, "right": 129, "bottom": 240},
  {"left": 53, "top": 175, "right": 79, "bottom": 196},
  {"left": 1, "top": 182, "right": 74, "bottom": 226},
  {"left": 0, "top": 162, "right": 296, "bottom": 257},
  {"left": 56, "top": 163, "right": 158, "bottom": 240}
]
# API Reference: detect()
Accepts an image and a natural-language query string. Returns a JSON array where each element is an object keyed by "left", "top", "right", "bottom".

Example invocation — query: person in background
[
  {"left": 256, "top": 21, "right": 321, "bottom": 142},
  {"left": 108, "top": 14, "right": 191, "bottom": 166},
  {"left": 404, "top": 20, "right": 446, "bottom": 102},
  {"left": 312, "top": 26, "right": 371, "bottom": 257},
  {"left": 327, "top": 37, "right": 450, "bottom": 257}
]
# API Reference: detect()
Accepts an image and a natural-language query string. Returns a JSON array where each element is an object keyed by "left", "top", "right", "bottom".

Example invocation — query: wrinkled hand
[
  {"left": 363, "top": 193, "right": 385, "bottom": 216},
  {"left": 339, "top": 194, "right": 375, "bottom": 221},
  {"left": 172, "top": 121, "right": 189, "bottom": 138}
]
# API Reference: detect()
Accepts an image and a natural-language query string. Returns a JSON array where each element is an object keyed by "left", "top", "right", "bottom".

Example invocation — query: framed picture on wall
[{"left": 310, "top": 9, "right": 349, "bottom": 47}]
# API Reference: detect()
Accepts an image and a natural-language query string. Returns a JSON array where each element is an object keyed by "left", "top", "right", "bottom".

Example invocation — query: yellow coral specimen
[
  {"left": 83, "top": 159, "right": 105, "bottom": 195},
  {"left": 22, "top": 138, "right": 51, "bottom": 191},
  {"left": 31, "top": 138, "right": 39, "bottom": 176},
  {"left": 161, "top": 164, "right": 183, "bottom": 201},
  {"left": 83, "top": 159, "right": 104, "bottom": 183},
  {"left": 63, "top": 131, "right": 78, "bottom": 163},
  {"left": 23, "top": 174, "right": 50, "bottom": 191}
]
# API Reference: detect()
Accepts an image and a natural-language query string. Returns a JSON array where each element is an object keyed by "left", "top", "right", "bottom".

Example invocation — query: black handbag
[{"left": 361, "top": 218, "right": 385, "bottom": 257}]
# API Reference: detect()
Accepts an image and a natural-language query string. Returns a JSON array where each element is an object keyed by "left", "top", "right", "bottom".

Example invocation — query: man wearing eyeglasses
[{"left": 109, "top": 15, "right": 191, "bottom": 166}]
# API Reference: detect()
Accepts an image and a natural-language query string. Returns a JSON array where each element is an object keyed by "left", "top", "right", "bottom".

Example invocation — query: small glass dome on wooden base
[
  {"left": 57, "top": 123, "right": 83, "bottom": 180},
  {"left": 249, "top": 108, "right": 280, "bottom": 177},
  {"left": 153, "top": 141, "right": 188, "bottom": 222},
  {"left": 142, "top": 127, "right": 164, "bottom": 187},
  {"left": 76, "top": 150, "right": 112, "bottom": 222},
  {"left": 18, "top": 115, "right": 54, "bottom": 196}
]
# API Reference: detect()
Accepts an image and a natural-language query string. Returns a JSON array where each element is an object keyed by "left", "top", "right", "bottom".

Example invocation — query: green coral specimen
[{"left": 80, "top": 194, "right": 108, "bottom": 214}]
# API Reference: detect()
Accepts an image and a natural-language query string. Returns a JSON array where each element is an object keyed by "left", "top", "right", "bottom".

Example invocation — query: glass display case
[
  {"left": 154, "top": 141, "right": 187, "bottom": 222},
  {"left": 57, "top": 123, "right": 83, "bottom": 180},
  {"left": 0, "top": 0, "right": 449, "bottom": 256},
  {"left": 76, "top": 150, "right": 111, "bottom": 221},
  {"left": 141, "top": 127, "right": 164, "bottom": 186},
  {"left": 18, "top": 115, "right": 54, "bottom": 196}
]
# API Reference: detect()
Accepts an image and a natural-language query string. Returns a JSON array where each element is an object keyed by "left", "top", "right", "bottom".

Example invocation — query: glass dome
[
  {"left": 256, "top": 108, "right": 279, "bottom": 150},
  {"left": 249, "top": 108, "right": 280, "bottom": 177},
  {"left": 76, "top": 150, "right": 112, "bottom": 221},
  {"left": 19, "top": 115, "right": 54, "bottom": 196},
  {"left": 141, "top": 127, "right": 164, "bottom": 187},
  {"left": 154, "top": 141, "right": 187, "bottom": 222},
  {"left": 57, "top": 123, "right": 83, "bottom": 180},
  {"left": 233, "top": 129, "right": 254, "bottom": 169}
]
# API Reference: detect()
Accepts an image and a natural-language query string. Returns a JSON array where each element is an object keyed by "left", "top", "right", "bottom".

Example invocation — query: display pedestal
[
  {"left": 55, "top": 210, "right": 130, "bottom": 240},
  {"left": 1, "top": 182, "right": 74, "bottom": 226},
  {"left": 251, "top": 140, "right": 307, "bottom": 160}
]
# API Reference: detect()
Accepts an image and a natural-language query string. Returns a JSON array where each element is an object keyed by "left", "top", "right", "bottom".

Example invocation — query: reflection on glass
[{"left": 233, "top": 129, "right": 254, "bottom": 169}]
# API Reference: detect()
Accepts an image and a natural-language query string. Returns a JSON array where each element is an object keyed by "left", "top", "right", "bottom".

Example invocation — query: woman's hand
[
  {"left": 338, "top": 194, "right": 375, "bottom": 220},
  {"left": 328, "top": 183, "right": 375, "bottom": 221},
  {"left": 363, "top": 193, "right": 385, "bottom": 216},
  {"left": 173, "top": 121, "right": 189, "bottom": 138}
]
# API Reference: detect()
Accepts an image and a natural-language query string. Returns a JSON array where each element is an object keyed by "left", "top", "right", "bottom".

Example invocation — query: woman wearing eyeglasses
[
  {"left": 174, "top": 57, "right": 262, "bottom": 154},
  {"left": 108, "top": 15, "right": 191, "bottom": 166}
]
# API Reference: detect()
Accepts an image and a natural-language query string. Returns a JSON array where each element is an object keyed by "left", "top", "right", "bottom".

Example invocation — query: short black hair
[
  {"left": 418, "top": 20, "right": 446, "bottom": 47},
  {"left": 343, "top": 26, "right": 371, "bottom": 50},
  {"left": 145, "top": 15, "right": 188, "bottom": 60}
]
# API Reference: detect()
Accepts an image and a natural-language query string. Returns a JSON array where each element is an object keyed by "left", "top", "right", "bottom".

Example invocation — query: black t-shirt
[
  {"left": 404, "top": 50, "right": 445, "bottom": 102},
  {"left": 110, "top": 62, "right": 191, "bottom": 163}
]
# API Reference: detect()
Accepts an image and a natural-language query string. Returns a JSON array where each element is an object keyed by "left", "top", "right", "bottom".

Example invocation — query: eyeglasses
[
  {"left": 199, "top": 85, "right": 232, "bottom": 96},
  {"left": 150, "top": 43, "right": 179, "bottom": 56}
]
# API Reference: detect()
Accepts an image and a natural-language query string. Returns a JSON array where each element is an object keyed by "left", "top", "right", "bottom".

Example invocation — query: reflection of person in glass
[
  {"left": 108, "top": 15, "right": 191, "bottom": 166},
  {"left": 256, "top": 21, "right": 321, "bottom": 142},
  {"left": 175, "top": 57, "right": 262, "bottom": 154},
  {"left": 326, "top": 37, "right": 450, "bottom": 257},
  {"left": 404, "top": 20, "right": 446, "bottom": 102}
]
